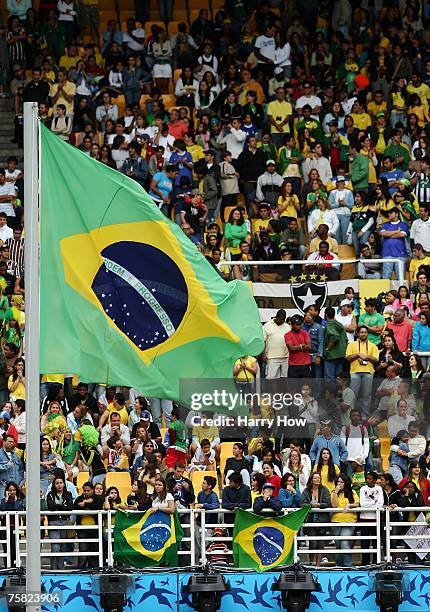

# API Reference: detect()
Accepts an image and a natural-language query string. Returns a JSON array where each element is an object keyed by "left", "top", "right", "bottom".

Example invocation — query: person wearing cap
[
  {"left": 263, "top": 309, "right": 290, "bottom": 379},
  {"left": 253, "top": 482, "right": 282, "bottom": 515},
  {"left": 296, "top": 82, "right": 322, "bottom": 121},
  {"left": 284, "top": 315, "right": 311, "bottom": 379},
  {"left": 336, "top": 299, "right": 357, "bottom": 343},
  {"left": 0, "top": 410, "right": 17, "bottom": 448},
  {"left": 267, "top": 86, "right": 293, "bottom": 149},
  {"left": 255, "top": 159, "right": 283, "bottom": 206},
  {"left": 329, "top": 175, "right": 354, "bottom": 244}
]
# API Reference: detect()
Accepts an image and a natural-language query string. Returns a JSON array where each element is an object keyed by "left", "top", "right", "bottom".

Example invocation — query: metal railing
[
  {"left": 1, "top": 506, "right": 429, "bottom": 569},
  {"left": 225, "top": 258, "right": 405, "bottom": 283}
]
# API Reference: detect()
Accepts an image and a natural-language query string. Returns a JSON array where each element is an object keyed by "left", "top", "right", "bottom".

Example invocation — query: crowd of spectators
[{"left": 2, "top": 0, "right": 430, "bottom": 570}]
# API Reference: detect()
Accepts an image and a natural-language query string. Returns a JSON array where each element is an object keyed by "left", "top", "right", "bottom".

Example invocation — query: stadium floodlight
[
  {"left": 184, "top": 574, "right": 230, "bottom": 612},
  {"left": 271, "top": 566, "right": 321, "bottom": 612},
  {"left": 374, "top": 569, "right": 404, "bottom": 612},
  {"left": 93, "top": 573, "right": 134, "bottom": 612}
]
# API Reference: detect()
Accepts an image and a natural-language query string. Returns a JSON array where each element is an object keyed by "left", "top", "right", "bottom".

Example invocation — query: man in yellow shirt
[
  {"left": 367, "top": 90, "right": 388, "bottom": 118},
  {"left": 407, "top": 73, "right": 430, "bottom": 111},
  {"left": 236, "top": 68, "right": 265, "bottom": 105},
  {"left": 233, "top": 355, "right": 258, "bottom": 387},
  {"left": 267, "top": 86, "right": 292, "bottom": 149},
  {"left": 350, "top": 100, "right": 372, "bottom": 130},
  {"left": 49, "top": 69, "right": 76, "bottom": 114},
  {"left": 58, "top": 45, "right": 80, "bottom": 71},
  {"left": 98, "top": 391, "right": 129, "bottom": 428},
  {"left": 409, "top": 244, "right": 430, "bottom": 284},
  {"left": 346, "top": 325, "right": 379, "bottom": 416}
]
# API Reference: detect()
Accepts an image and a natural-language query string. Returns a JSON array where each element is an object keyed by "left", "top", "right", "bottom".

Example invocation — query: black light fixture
[
  {"left": 0, "top": 574, "right": 45, "bottom": 612},
  {"left": 271, "top": 566, "right": 321, "bottom": 612},
  {"left": 92, "top": 573, "right": 134, "bottom": 612},
  {"left": 373, "top": 569, "right": 404, "bottom": 612},
  {"left": 184, "top": 574, "right": 230, "bottom": 612}
]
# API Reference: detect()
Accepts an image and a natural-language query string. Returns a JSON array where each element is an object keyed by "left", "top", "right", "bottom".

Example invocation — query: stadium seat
[
  {"left": 190, "top": 470, "right": 220, "bottom": 497},
  {"left": 161, "top": 94, "right": 177, "bottom": 109},
  {"left": 116, "top": 95, "right": 126, "bottom": 116},
  {"left": 76, "top": 471, "right": 89, "bottom": 493},
  {"left": 173, "top": 68, "right": 183, "bottom": 83},
  {"left": 219, "top": 441, "right": 239, "bottom": 474},
  {"left": 105, "top": 471, "right": 132, "bottom": 501}
]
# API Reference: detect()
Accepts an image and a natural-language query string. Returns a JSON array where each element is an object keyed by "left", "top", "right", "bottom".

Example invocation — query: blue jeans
[
  {"left": 332, "top": 525, "right": 355, "bottom": 566},
  {"left": 325, "top": 358, "right": 344, "bottom": 381},
  {"left": 148, "top": 398, "right": 173, "bottom": 427},
  {"left": 350, "top": 372, "right": 374, "bottom": 416},
  {"left": 335, "top": 214, "right": 351, "bottom": 245},
  {"left": 382, "top": 258, "right": 406, "bottom": 281},
  {"left": 352, "top": 229, "right": 371, "bottom": 257}
]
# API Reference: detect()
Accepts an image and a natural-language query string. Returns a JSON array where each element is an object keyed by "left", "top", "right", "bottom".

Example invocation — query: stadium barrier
[
  {"left": 226, "top": 258, "right": 405, "bottom": 283},
  {"left": 2, "top": 507, "right": 428, "bottom": 568}
]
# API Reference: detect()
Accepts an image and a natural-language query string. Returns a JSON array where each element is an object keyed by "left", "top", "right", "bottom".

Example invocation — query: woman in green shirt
[
  {"left": 58, "top": 428, "right": 80, "bottom": 481},
  {"left": 224, "top": 207, "right": 248, "bottom": 260}
]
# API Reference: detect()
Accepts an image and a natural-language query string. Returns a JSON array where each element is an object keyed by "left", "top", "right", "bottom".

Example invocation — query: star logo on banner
[{"left": 290, "top": 282, "right": 328, "bottom": 314}]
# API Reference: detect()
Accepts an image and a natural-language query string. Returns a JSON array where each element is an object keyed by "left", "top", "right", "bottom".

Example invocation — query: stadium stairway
[{"left": 0, "top": 97, "right": 21, "bottom": 167}]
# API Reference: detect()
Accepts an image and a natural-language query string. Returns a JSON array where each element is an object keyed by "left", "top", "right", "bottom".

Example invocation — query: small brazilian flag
[
  {"left": 233, "top": 506, "right": 311, "bottom": 572},
  {"left": 114, "top": 509, "right": 184, "bottom": 568},
  {"left": 40, "top": 126, "right": 264, "bottom": 401}
]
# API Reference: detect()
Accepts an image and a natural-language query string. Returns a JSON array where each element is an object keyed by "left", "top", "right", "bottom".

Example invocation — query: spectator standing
[
  {"left": 263, "top": 309, "right": 290, "bottom": 379},
  {"left": 346, "top": 325, "right": 379, "bottom": 417},
  {"left": 324, "top": 306, "right": 348, "bottom": 380},
  {"left": 379, "top": 208, "right": 409, "bottom": 280},
  {"left": 285, "top": 315, "right": 311, "bottom": 379}
]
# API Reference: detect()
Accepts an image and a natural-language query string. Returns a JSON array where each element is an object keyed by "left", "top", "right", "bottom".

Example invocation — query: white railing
[
  {"left": 3, "top": 506, "right": 429, "bottom": 569},
  {"left": 225, "top": 258, "right": 405, "bottom": 282}
]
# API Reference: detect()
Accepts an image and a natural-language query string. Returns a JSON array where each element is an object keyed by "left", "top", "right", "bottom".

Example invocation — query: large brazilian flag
[
  {"left": 40, "top": 126, "right": 264, "bottom": 401},
  {"left": 114, "top": 509, "right": 183, "bottom": 567},
  {"left": 233, "top": 506, "right": 311, "bottom": 571}
]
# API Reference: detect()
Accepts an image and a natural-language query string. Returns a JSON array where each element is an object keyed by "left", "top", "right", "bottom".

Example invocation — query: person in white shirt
[
  {"left": 340, "top": 409, "right": 370, "bottom": 466},
  {"left": 302, "top": 143, "right": 332, "bottom": 185},
  {"left": 95, "top": 92, "right": 118, "bottom": 130},
  {"left": 0, "top": 169, "right": 16, "bottom": 221},
  {"left": 307, "top": 197, "right": 340, "bottom": 238},
  {"left": 122, "top": 18, "right": 145, "bottom": 53},
  {"left": 216, "top": 118, "right": 246, "bottom": 160},
  {"left": 296, "top": 82, "right": 322, "bottom": 120},
  {"left": 387, "top": 400, "right": 415, "bottom": 439},
  {"left": 254, "top": 24, "right": 276, "bottom": 76},
  {"left": 359, "top": 471, "right": 384, "bottom": 564},
  {"left": 328, "top": 177, "right": 354, "bottom": 243},
  {"left": 410, "top": 205, "right": 430, "bottom": 253},
  {"left": 0, "top": 213, "right": 13, "bottom": 245},
  {"left": 263, "top": 309, "right": 290, "bottom": 378},
  {"left": 306, "top": 241, "right": 340, "bottom": 280},
  {"left": 4, "top": 157, "right": 22, "bottom": 188},
  {"left": 406, "top": 421, "right": 426, "bottom": 460},
  {"left": 335, "top": 299, "right": 357, "bottom": 343}
]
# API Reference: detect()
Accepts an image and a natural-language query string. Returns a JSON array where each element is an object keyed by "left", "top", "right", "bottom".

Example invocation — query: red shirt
[
  {"left": 284, "top": 329, "right": 311, "bottom": 366},
  {"left": 386, "top": 320, "right": 412, "bottom": 352},
  {"left": 168, "top": 120, "right": 188, "bottom": 140},
  {"left": 265, "top": 474, "right": 282, "bottom": 497}
]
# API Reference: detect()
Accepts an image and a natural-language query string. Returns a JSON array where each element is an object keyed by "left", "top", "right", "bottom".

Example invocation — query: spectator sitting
[
  {"left": 309, "top": 223, "right": 339, "bottom": 254},
  {"left": 224, "top": 442, "right": 250, "bottom": 487},
  {"left": 278, "top": 472, "right": 302, "bottom": 508},
  {"left": 189, "top": 438, "right": 216, "bottom": 475},
  {"left": 388, "top": 430, "right": 410, "bottom": 484},
  {"left": 306, "top": 240, "right": 341, "bottom": 281}
]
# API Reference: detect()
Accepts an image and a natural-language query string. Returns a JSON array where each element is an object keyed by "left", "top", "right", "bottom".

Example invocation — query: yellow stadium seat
[
  {"left": 219, "top": 441, "right": 240, "bottom": 474},
  {"left": 116, "top": 94, "right": 126, "bottom": 116},
  {"left": 161, "top": 94, "right": 177, "bottom": 110},
  {"left": 191, "top": 470, "right": 220, "bottom": 497},
  {"left": 76, "top": 471, "right": 89, "bottom": 493},
  {"left": 105, "top": 471, "right": 132, "bottom": 501},
  {"left": 139, "top": 94, "right": 152, "bottom": 110},
  {"left": 173, "top": 68, "right": 183, "bottom": 83}
]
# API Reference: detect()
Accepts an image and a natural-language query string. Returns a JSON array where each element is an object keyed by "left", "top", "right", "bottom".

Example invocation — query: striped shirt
[
  {"left": 6, "top": 27, "right": 26, "bottom": 63},
  {"left": 5, "top": 238, "right": 24, "bottom": 277},
  {"left": 413, "top": 171, "right": 430, "bottom": 205}
]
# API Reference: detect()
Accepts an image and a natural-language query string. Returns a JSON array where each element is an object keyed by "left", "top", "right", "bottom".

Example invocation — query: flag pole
[{"left": 23, "top": 101, "right": 41, "bottom": 611}]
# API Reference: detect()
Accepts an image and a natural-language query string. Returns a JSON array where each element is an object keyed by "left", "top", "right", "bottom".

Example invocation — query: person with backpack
[{"left": 340, "top": 408, "right": 370, "bottom": 474}]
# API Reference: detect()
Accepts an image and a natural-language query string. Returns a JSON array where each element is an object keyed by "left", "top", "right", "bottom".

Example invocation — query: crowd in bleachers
[{"left": 3, "top": 0, "right": 430, "bottom": 569}]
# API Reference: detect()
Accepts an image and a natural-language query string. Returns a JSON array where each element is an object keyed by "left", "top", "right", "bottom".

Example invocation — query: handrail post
[
  {"left": 190, "top": 510, "right": 195, "bottom": 567},
  {"left": 14, "top": 513, "right": 21, "bottom": 568},
  {"left": 385, "top": 507, "right": 391, "bottom": 563},
  {"left": 5, "top": 513, "right": 10, "bottom": 569},
  {"left": 200, "top": 510, "right": 206, "bottom": 566},
  {"left": 107, "top": 510, "right": 113, "bottom": 567},
  {"left": 98, "top": 511, "right": 104, "bottom": 568},
  {"left": 376, "top": 509, "right": 382, "bottom": 564}
]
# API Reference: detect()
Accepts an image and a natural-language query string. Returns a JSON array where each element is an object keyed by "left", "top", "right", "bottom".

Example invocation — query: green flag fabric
[
  {"left": 233, "top": 506, "right": 311, "bottom": 571},
  {"left": 113, "top": 509, "right": 184, "bottom": 568},
  {"left": 39, "top": 126, "right": 264, "bottom": 402}
]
